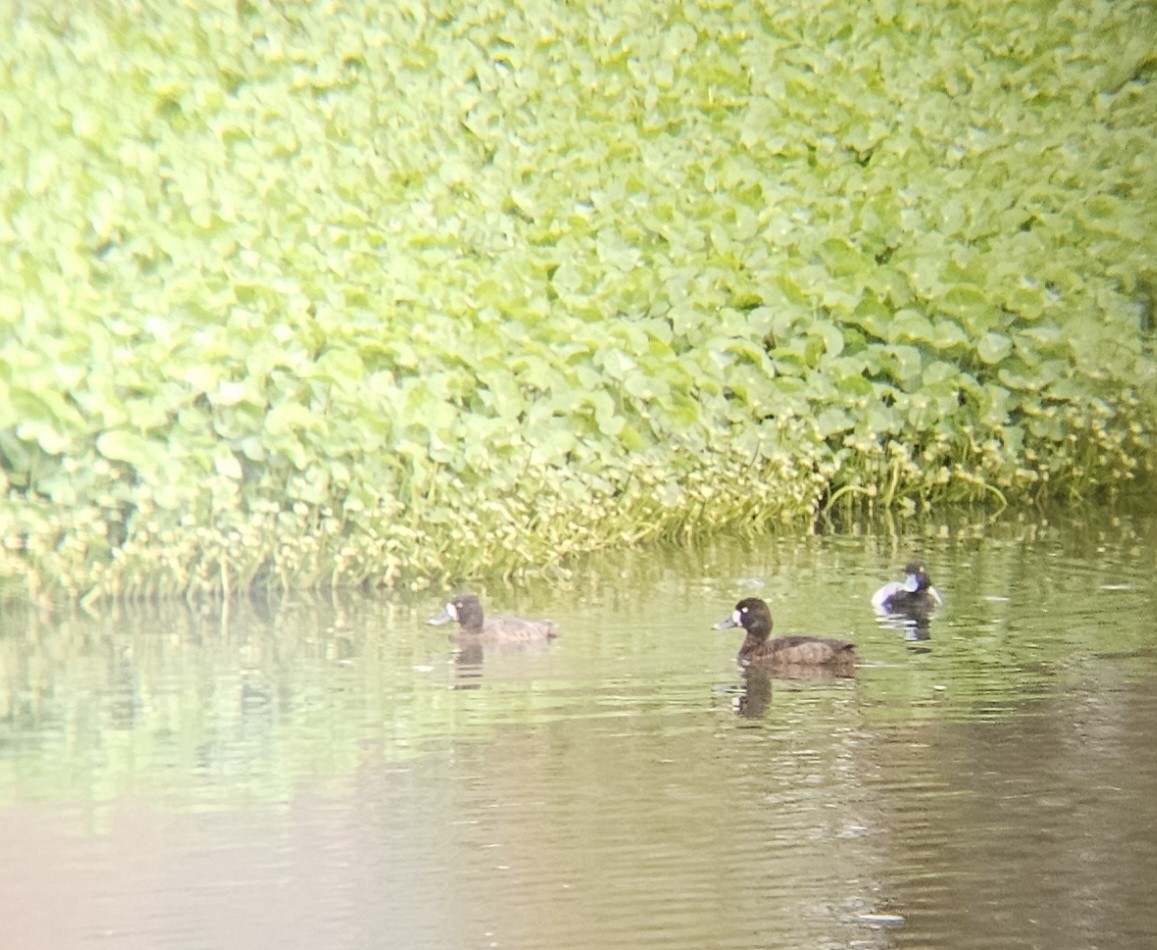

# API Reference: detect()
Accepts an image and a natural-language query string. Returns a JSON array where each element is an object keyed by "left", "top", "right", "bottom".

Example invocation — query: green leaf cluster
[{"left": 0, "top": 0, "right": 1154, "bottom": 601}]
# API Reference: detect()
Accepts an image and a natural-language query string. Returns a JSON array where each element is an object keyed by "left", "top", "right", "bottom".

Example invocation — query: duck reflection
[
  {"left": 448, "top": 636, "right": 559, "bottom": 690},
  {"left": 729, "top": 663, "right": 857, "bottom": 719},
  {"left": 452, "top": 639, "right": 485, "bottom": 689},
  {"left": 874, "top": 604, "right": 934, "bottom": 648},
  {"left": 736, "top": 668, "right": 772, "bottom": 718}
]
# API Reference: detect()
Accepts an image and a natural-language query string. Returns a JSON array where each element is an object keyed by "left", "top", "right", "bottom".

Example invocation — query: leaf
[
  {"left": 889, "top": 309, "right": 935, "bottom": 344},
  {"left": 597, "top": 347, "right": 636, "bottom": 380},
  {"left": 818, "top": 238, "right": 865, "bottom": 278},
  {"left": 866, "top": 402, "right": 899, "bottom": 433},
  {"left": 939, "top": 284, "right": 991, "bottom": 326},
  {"left": 815, "top": 407, "right": 854, "bottom": 437},
  {"left": 265, "top": 402, "right": 326, "bottom": 437},
  {"left": 528, "top": 426, "right": 577, "bottom": 465},
  {"left": 96, "top": 430, "right": 153, "bottom": 467},
  {"left": 213, "top": 446, "right": 244, "bottom": 481},
  {"left": 977, "top": 332, "right": 1012, "bottom": 364},
  {"left": 922, "top": 360, "right": 961, "bottom": 388},
  {"left": 210, "top": 381, "right": 250, "bottom": 407},
  {"left": 815, "top": 320, "right": 845, "bottom": 358},
  {"left": 315, "top": 347, "right": 367, "bottom": 388},
  {"left": 17, "top": 419, "right": 73, "bottom": 455},
  {"left": 883, "top": 345, "right": 923, "bottom": 381},
  {"left": 930, "top": 319, "right": 969, "bottom": 350}
]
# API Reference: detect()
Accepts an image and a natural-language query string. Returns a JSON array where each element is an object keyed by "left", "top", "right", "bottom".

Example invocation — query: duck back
[
  {"left": 766, "top": 634, "right": 855, "bottom": 665},
  {"left": 478, "top": 616, "right": 559, "bottom": 642}
]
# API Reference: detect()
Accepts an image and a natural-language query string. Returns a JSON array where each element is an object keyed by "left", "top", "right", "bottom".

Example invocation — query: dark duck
[
  {"left": 427, "top": 593, "right": 559, "bottom": 643},
  {"left": 871, "top": 561, "right": 943, "bottom": 614},
  {"left": 713, "top": 597, "right": 857, "bottom": 673}
]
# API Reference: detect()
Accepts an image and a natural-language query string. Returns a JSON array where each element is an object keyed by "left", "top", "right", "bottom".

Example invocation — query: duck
[
  {"left": 871, "top": 561, "right": 943, "bottom": 614},
  {"left": 713, "top": 597, "right": 856, "bottom": 672},
  {"left": 426, "top": 593, "right": 559, "bottom": 642}
]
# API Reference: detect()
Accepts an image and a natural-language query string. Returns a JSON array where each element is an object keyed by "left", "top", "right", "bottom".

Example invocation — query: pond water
[{"left": 1, "top": 509, "right": 1155, "bottom": 950}]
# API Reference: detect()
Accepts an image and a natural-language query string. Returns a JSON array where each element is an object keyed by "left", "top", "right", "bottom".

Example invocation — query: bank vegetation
[{"left": 1, "top": 0, "right": 1153, "bottom": 601}]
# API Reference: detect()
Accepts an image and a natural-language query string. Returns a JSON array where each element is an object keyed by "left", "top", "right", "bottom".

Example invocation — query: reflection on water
[
  {"left": 875, "top": 605, "right": 935, "bottom": 645},
  {"left": 1, "top": 511, "right": 1155, "bottom": 949}
]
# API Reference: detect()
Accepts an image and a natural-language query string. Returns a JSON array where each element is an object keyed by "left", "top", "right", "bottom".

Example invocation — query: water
[{"left": 1, "top": 511, "right": 1155, "bottom": 949}]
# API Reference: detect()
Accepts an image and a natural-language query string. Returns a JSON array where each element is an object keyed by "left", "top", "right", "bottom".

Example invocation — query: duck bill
[
  {"left": 426, "top": 607, "right": 454, "bottom": 626},
  {"left": 713, "top": 616, "right": 740, "bottom": 630}
]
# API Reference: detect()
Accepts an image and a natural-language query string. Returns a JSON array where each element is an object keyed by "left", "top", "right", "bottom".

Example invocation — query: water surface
[{"left": 1, "top": 511, "right": 1155, "bottom": 949}]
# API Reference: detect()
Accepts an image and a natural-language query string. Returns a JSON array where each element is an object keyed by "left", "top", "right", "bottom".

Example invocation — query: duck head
[
  {"left": 427, "top": 593, "right": 485, "bottom": 633},
  {"left": 713, "top": 597, "right": 773, "bottom": 642},
  {"left": 901, "top": 561, "right": 933, "bottom": 593}
]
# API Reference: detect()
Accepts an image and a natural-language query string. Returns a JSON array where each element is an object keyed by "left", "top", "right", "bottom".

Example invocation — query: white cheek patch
[
  {"left": 447, "top": 602, "right": 458, "bottom": 621},
  {"left": 732, "top": 609, "right": 742, "bottom": 625}
]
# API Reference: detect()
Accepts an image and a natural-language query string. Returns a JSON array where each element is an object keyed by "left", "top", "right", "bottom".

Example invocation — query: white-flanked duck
[{"left": 872, "top": 561, "right": 943, "bottom": 614}]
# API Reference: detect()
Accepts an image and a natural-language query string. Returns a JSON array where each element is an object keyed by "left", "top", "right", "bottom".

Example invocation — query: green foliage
[{"left": 0, "top": 0, "right": 1154, "bottom": 600}]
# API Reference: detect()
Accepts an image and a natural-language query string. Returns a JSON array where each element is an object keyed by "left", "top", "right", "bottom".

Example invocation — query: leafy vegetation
[{"left": 1, "top": 0, "right": 1154, "bottom": 601}]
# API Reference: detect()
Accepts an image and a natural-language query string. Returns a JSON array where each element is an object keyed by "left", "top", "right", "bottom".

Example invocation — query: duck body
[
  {"left": 714, "top": 597, "right": 856, "bottom": 672},
  {"left": 872, "top": 561, "right": 943, "bottom": 614},
  {"left": 870, "top": 560, "right": 944, "bottom": 610},
  {"left": 427, "top": 594, "right": 559, "bottom": 643}
]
